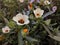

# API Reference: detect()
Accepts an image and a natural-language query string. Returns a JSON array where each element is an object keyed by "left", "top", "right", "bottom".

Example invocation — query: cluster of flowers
[{"left": 1, "top": 0, "right": 57, "bottom": 35}]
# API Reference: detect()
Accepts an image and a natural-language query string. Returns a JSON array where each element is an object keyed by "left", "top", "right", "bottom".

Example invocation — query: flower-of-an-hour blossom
[
  {"left": 19, "top": 0, "right": 24, "bottom": 3},
  {"left": 44, "top": 0, "right": 50, "bottom": 5},
  {"left": 52, "top": 6, "right": 57, "bottom": 12},
  {"left": 13, "top": 13, "right": 29, "bottom": 25},
  {"left": 2, "top": 26, "right": 11, "bottom": 33},
  {"left": 33, "top": 8, "right": 44, "bottom": 18}
]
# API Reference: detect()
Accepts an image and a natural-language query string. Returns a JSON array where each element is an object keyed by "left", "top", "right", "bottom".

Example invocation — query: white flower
[
  {"left": 19, "top": 0, "right": 24, "bottom": 3},
  {"left": 33, "top": 8, "right": 44, "bottom": 18},
  {"left": 2, "top": 26, "right": 10, "bottom": 33},
  {"left": 44, "top": 0, "right": 50, "bottom": 5},
  {"left": 13, "top": 13, "right": 29, "bottom": 25}
]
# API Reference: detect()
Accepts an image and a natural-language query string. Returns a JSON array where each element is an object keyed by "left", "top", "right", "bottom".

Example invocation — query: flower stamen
[
  {"left": 18, "top": 19, "right": 24, "bottom": 24},
  {"left": 36, "top": 13, "right": 40, "bottom": 16},
  {"left": 5, "top": 30, "right": 9, "bottom": 32}
]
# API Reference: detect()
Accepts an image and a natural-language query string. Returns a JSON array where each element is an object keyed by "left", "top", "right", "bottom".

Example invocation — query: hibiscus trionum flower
[
  {"left": 44, "top": 0, "right": 50, "bottom": 5},
  {"left": 33, "top": 8, "right": 44, "bottom": 18},
  {"left": 13, "top": 13, "right": 29, "bottom": 25},
  {"left": 2, "top": 26, "right": 11, "bottom": 33}
]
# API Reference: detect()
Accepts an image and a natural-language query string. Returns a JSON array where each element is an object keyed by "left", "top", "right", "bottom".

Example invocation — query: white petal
[
  {"left": 36, "top": 8, "right": 41, "bottom": 12},
  {"left": 19, "top": 0, "right": 24, "bottom": 3},
  {"left": 36, "top": 8, "right": 44, "bottom": 15},
  {"left": 16, "top": 13, "right": 23, "bottom": 17},
  {"left": 33, "top": 8, "right": 44, "bottom": 18},
  {"left": 5, "top": 26, "right": 10, "bottom": 30},
  {"left": 16, "top": 22, "right": 24, "bottom": 25},
  {"left": 33, "top": 8, "right": 41, "bottom": 14},
  {"left": 2, "top": 26, "right": 10, "bottom": 33},
  {"left": 24, "top": 19, "right": 30, "bottom": 24},
  {"left": 2, "top": 26, "right": 10, "bottom": 31},
  {"left": 13, "top": 13, "right": 30, "bottom": 25},
  {"left": 13, "top": 16, "right": 19, "bottom": 22},
  {"left": 23, "top": 15, "right": 29, "bottom": 19},
  {"left": 40, "top": 10, "right": 44, "bottom": 16},
  {"left": 13, "top": 13, "right": 23, "bottom": 22},
  {"left": 16, "top": 19, "right": 29, "bottom": 25},
  {"left": 2, "top": 30, "right": 10, "bottom": 33},
  {"left": 2, "top": 28, "right": 5, "bottom": 31},
  {"left": 47, "top": 1, "right": 50, "bottom": 4},
  {"left": 44, "top": 1, "right": 50, "bottom": 5}
]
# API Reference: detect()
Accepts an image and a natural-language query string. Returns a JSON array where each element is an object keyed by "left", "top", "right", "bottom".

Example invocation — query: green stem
[
  {"left": 30, "top": 19, "right": 40, "bottom": 34},
  {"left": 18, "top": 30, "right": 24, "bottom": 45}
]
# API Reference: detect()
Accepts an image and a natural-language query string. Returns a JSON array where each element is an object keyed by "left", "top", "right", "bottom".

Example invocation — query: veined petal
[
  {"left": 13, "top": 13, "right": 23, "bottom": 22},
  {"left": 19, "top": 0, "right": 24, "bottom": 3},
  {"left": 40, "top": 10, "right": 44, "bottom": 16},
  {"left": 13, "top": 16, "right": 19, "bottom": 22},
  {"left": 2, "top": 26, "right": 10, "bottom": 33},
  {"left": 23, "top": 15, "right": 29, "bottom": 19},
  {"left": 24, "top": 20, "right": 30, "bottom": 24},
  {"left": 4, "top": 26, "right": 10, "bottom": 30},
  {"left": 16, "top": 13, "right": 22, "bottom": 17},
  {"left": 44, "top": 0, "right": 50, "bottom": 5},
  {"left": 13, "top": 13, "right": 29, "bottom": 25},
  {"left": 33, "top": 8, "right": 44, "bottom": 18},
  {"left": 17, "top": 22, "right": 24, "bottom": 25}
]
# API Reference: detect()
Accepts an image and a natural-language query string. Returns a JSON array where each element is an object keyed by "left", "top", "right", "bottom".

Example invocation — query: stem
[
  {"left": 18, "top": 30, "right": 24, "bottom": 45},
  {"left": 30, "top": 19, "right": 40, "bottom": 34}
]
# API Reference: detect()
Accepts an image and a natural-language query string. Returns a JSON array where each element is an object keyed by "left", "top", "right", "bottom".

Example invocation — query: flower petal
[
  {"left": 23, "top": 15, "right": 29, "bottom": 19},
  {"left": 13, "top": 13, "right": 23, "bottom": 22},
  {"left": 17, "top": 22, "right": 24, "bottom": 25},
  {"left": 4, "top": 26, "right": 10, "bottom": 30},
  {"left": 33, "top": 8, "right": 44, "bottom": 18},
  {"left": 13, "top": 13, "right": 29, "bottom": 25},
  {"left": 44, "top": 0, "right": 50, "bottom": 5},
  {"left": 13, "top": 16, "right": 19, "bottom": 22},
  {"left": 2, "top": 26, "right": 10, "bottom": 33},
  {"left": 24, "top": 20, "right": 30, "bottom": 24},
  {"left": 40, "top": 10, "right": 44, "bottom": 16},
  {"left": 19, "top": 0, "right": 24, "bottom": 3}
]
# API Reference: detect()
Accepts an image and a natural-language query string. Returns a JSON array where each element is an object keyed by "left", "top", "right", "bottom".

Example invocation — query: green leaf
[
  {"left": 49, "top": 35, "right": 60, "bottom": 41},
  {"left": 44, "top": 19, "right": 51, "bottom": 25},
  {"left": 25, "top": 36, "right": 38, "bottom": 42}
]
